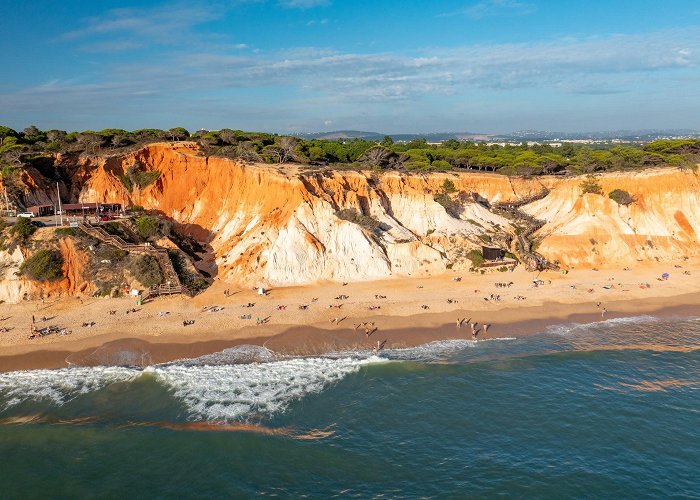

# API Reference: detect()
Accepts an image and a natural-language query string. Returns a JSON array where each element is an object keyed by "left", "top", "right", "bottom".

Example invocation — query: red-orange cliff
[{"left": 3, "top": 143, "right": 699, "bottom": 295}]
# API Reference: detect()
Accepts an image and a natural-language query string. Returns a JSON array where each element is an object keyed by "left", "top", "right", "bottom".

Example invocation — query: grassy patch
[
  {"left": 135, "top": 215, "right": 161, "bottom": 239},
  {"left": 20, "top": 249, "right": 64, "bottom": 281},
  {"left": 54, "top": 227, "right": 78, "bottom": 238},
  {"left": 608, "top": 189, "right": 635, "bottom": 206},
  {"left": 335, "top": 208, "right": 381, "bottom": 232},
  {"left": 120, "top": 164, "right": 161, "bottom": 191},
  {"left": 129, "top": 255, "right": 163, "bottom": 287},
  {"left": 580, "top": 175, "right": 602, "bottom": 195},
  {"left": 467, "top": 249, "right": 485, "bottom": 268},
  {"left": 96, "top": 245, "right": 127, "bottom": 262}
]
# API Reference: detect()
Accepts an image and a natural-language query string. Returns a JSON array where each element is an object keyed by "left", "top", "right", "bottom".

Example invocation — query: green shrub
[
  {"left": 93, "top": 286, "right": 113, "bottom": 297},
  {"left": 133, "top": 170, "right": 160, "bottom": 188},
  {"left": 335, "top": 208, "right": 381, "bottom": 231},
  {"left": 580, "top": 175, "right": 602, "bottom": 195},
  {"left": 434, "top": 192, "right": 462, "bottom": 217},
  {"left": 608, "top": 189, "right": 635, "bottom": 206},
  {"left": 467, "top": 249, "right": 485, "bottom": 268},
  {"left": 135, "top": 215, "right": 161, "bottom": 239},
  {"left": 434, "top": 192, "right": 451, "bottom": 208},
  {"left": 129, "top": 255, "right": 163, "bottom": 287},
  {"left": 442, "top": 178, "right": 456, "bottom": 193},
  {"left": 11, "top": 217, "right": 36, "bottom": 241},
  {"left": 120, "top": 164, "right": 161, "bottom": 191},
  {"left": 54, "top": 227, "right": 77, "bottom": 238},
  {"left": 187, "top": 277, "right": 209, "bottom": 291},
  {"left": 20, "top": 250, "right": 64, "bottom": 281},
  {"left": 96, "top": 245, "right": 127, "bottom": 262},
  {"left": 119, "top": 174, "right": 132, "bottom": 191},
  {"left": 167, "top": 249, "right": 208, "bottom": 291}
]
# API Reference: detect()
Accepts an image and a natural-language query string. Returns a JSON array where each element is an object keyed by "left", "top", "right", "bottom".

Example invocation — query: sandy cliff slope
[{"left": 527, "top": 170, "right": 700, "bottom": 268}]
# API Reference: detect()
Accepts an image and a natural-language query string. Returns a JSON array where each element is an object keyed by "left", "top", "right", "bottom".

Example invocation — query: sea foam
[
  {"left": 0, "top": 366, "right": 138, "bottom": 410},
  {"left": 151, "top": 356, "right": 373, "bottom": 421},
  {"left": 546, "top": 314, "right": 659, "bottom": 336},
  {"left": 0, "top": 355, "right": 375, "bottom": 421}
]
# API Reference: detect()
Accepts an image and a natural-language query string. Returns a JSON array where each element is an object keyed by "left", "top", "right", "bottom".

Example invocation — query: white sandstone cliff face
[
  {"left": 212, "top": 190, "right": 508, "bottom": 286},
  {"left": 0, "top": 246, "right": 30, "bottom": 304}
]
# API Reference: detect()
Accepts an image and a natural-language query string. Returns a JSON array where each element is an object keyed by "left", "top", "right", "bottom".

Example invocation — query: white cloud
[
  {"left": 7, "top": 27, "right": 700, "bottom": 130},
  {"left": 156, "top": 29, "right": 700, "bottom": 101},
  {"left": 279, "top": 0, "right": 329, "bottom": 8},
  {"left": 59, "top": 4, "right": 220, "bottom": 45},
  {"left": 442, "top": 0, "right": 536, "bottom": 19}
]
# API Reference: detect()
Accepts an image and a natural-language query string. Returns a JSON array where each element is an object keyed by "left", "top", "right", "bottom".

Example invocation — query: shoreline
[{"left": 2, "top": 290, "right": 698, "bottom": 372}]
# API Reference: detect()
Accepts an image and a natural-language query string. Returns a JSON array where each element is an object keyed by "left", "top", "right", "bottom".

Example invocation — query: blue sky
[{"left": 1, "top": 0, "right": 700, "bottom": 133}]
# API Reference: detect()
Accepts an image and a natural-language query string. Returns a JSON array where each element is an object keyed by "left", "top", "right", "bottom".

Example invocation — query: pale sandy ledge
[{"left": 1, "top": 261, "right": 699, "bottom": 372}]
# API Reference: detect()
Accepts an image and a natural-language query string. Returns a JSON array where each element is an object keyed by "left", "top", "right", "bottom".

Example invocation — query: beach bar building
[
  {"left": 27, "top": 204, "right": 54, "bottom": 216},
  {"left": 62, "top": 202, "right": 121, "bottom": 215}
]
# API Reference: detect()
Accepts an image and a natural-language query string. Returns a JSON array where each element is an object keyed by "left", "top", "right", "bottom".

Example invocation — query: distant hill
[{"left": 296, "top": 130, "right": 385, "bottom": 140}]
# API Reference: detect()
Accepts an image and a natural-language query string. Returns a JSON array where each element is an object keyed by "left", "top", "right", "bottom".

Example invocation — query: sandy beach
[{"left": 1, "top": 260, "right": 699, "bottom": 372}]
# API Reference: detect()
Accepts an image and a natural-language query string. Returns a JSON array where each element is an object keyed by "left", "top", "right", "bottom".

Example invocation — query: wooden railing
[
  {"left": 491, "top": 189, "right": 559, "bottom": 272},
  {"left": 77, "top": 222, "right": 194, "bottom": 298}
]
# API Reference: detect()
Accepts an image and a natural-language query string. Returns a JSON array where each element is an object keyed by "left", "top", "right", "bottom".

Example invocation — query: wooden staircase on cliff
[
  {"left": 76, "top": 222, "right": 194, "bottom": 299},
  {"left": 492, "top": 189, "right": 559, "bottom": 272}
]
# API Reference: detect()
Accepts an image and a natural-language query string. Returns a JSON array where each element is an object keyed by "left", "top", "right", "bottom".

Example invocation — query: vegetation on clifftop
[
  {"left": 1, "top": 125, "right": 699, "bottom": 182},
  {"left": 11, "top": 217, "right": 36, "bottom": 241}
]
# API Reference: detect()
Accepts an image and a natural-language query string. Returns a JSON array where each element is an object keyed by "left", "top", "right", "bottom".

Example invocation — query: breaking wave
[{"left": 0, "top": 352, "right": 385, "bottom": 421}]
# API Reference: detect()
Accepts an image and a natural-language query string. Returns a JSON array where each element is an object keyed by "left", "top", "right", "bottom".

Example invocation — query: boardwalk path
[{"left": 77, "top": 222, "right": 194, "bottom": 299}]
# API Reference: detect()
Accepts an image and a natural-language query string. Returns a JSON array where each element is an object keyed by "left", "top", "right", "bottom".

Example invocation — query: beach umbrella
[{"left": 661, "top": 273, "right": 669, "bottom": 279}]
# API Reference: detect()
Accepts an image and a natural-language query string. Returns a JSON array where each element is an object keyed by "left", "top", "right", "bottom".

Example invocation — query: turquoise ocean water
[{"left": 1, "top": 315, "right": 699, "bottom": 498}]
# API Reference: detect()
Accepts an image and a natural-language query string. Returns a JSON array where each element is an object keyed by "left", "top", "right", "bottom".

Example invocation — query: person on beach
[
  {"left": 483, "top": 324, "right": 490, "bottom": 334},
  {"left": 374, "top": 339, "right": 387, "bottom": 353},
  {"left": 602, "top": 307, "right": 607, "bottom": 318}
]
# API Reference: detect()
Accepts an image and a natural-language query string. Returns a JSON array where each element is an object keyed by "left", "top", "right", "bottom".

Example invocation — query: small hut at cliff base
[{"left": 482, "top": 246, "right": 505, "bottom": 261}]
